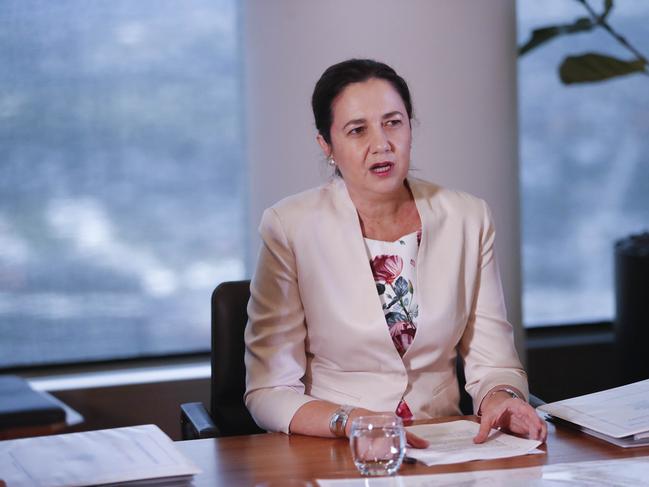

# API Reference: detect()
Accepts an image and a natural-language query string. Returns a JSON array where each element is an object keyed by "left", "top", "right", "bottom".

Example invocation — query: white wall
[{"left": 241, "top": 0, "right": 524, "bottom": 357}]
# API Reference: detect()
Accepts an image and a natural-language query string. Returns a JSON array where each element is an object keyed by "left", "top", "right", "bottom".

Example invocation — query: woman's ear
[{"left": 316, "top": 134, "right": 332, "bottom": 158}]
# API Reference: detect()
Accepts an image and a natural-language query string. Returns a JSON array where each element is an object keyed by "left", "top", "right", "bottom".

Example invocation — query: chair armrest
[
  {"left": 529, "top": 393, "right": 546, "bottom": 409},
  {"left": 180, "top": 402, "right": 219, "bottom": 440}
]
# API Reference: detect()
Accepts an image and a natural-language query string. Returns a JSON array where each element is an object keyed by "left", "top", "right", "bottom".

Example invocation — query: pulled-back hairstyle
[{"left": 311, "top": 59, "right": 413, "bottom": 145}]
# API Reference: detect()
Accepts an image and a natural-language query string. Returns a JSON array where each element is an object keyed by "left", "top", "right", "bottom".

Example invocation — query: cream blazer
[{"left": 244, "top": 177, "right": 528, "bottom": 434}]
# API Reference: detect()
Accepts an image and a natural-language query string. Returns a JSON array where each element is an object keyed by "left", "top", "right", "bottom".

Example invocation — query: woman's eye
[{"left": 386, "top": 119, "right": 402, "bottom": 127}]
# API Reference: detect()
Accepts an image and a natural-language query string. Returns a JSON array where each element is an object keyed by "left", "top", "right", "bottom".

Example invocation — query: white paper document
[
  {"left": 0, "top": 424, "right": 201, "bottom": 487},
  {"left": 402, "top": 420, "right": 541, "bottom": 466},
  {"left": 317, "top": 455, "right": 649, "bottom": 487},
  {"left": 537, "top": 378, "right": 649, "bottom": 439}
]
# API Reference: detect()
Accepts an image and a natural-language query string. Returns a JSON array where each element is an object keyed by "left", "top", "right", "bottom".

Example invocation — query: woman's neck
[{"left": 347, "top": 180, "right": 421, "bottom": 241}]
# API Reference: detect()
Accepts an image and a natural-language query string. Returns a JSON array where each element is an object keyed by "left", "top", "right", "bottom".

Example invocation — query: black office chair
[
  {"left": 180, "top": 280, "right": 264, "bottom": 439},
  {"left": 180, "top": 279, "right": 541, "bottom": 439}
]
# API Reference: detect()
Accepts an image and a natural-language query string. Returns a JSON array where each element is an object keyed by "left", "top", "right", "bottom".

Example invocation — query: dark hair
[{"left": 311, "top": 59, "right": 413, "bottom": 145}]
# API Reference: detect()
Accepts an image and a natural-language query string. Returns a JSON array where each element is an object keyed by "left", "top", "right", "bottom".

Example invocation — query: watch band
[
  {"left": 329, "top": 405, "right": 354, "bottom": 437},
  {"left": 478, "top": 387, "right": 521, "bottom": 417},
  {"left": 492, "top": 387, "right": 520, "bottom": 400}
]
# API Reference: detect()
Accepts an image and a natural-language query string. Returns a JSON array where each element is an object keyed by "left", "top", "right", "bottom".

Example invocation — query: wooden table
[
  {"left": 0, "top": 421, "right": 68, "bottom": 441},
  {"left": 176, "top": 416, "right": 649, "bottom": 486}
]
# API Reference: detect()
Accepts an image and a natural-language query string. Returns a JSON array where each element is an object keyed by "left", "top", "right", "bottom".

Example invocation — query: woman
[{"left": 244, "top": 59, "right": 546, "bottom": 445}]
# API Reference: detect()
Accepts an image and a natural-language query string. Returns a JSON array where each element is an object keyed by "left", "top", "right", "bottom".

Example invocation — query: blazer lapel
[
  {"left": 327, "top": 178, "right": 403, "bottom": 360},
  {"left": 406, "top": 178, "right": 465, "bottom": 365}
]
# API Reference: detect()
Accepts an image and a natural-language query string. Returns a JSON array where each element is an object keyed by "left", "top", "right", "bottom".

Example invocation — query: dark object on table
[{"left": 0, "top": 375, "right": 66, "bottom": 429}]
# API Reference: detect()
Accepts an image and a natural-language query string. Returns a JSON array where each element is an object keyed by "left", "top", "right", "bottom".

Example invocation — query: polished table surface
[
  {"left": 0, "top": 421, "right": 67, "bottom": 441},
  {"left": 175, "top": 416, "right": 649, "bottom": 486}
]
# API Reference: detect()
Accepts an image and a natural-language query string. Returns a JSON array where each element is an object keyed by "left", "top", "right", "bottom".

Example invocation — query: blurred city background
[{"left": 0, "top": 0, "right": 245, "bottom": 367}]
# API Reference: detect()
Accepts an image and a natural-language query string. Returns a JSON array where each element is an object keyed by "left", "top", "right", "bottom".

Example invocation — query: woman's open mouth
[{"left": 370, "top": 162, "right": 394, "bottom": 175}]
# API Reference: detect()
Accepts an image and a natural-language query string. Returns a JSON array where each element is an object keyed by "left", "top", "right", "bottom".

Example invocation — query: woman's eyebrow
[
  {"left": 342, "top": 111, "right": 404, "bottom": 130},
  {"left": 343, "top": 118, "right": 366, "bottom": 130},
  {"left": 382, "top": 110, "right": 404, "bottom": 119}
]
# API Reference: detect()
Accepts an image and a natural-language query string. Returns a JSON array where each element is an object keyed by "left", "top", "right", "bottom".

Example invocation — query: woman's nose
[{"left": 370, "top": 128, "right": 391, "bottom": 153}]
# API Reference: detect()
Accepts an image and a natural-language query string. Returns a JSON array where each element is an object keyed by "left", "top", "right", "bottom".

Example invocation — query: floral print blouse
[{"left": 364, "top": 228, "right": 422, "bottom": 421}]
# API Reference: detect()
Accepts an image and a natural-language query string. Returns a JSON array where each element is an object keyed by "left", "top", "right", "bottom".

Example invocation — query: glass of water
[{"left": 349, "top": 414, "right": 406, "bottom": 476}]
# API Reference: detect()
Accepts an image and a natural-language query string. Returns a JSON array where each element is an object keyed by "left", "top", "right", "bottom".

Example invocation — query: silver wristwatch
[
  {"left": 329, "top": 405, "right": 354, "bottom": 437},
  {"left": 494, "top": 387, "right": 520, "bottom": 400},
  {"left": 478, "top": 387, "right": 521, "bottom": 417}
]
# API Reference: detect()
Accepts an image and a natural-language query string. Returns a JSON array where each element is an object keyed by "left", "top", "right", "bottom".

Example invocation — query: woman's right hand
[{"left": 405, "top": 430, "right": 429, "bottom": 448}]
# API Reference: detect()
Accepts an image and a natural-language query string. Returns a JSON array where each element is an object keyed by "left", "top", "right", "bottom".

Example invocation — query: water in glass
[{"left": 349, "top": 415, "right": 405, "bottom": 476}]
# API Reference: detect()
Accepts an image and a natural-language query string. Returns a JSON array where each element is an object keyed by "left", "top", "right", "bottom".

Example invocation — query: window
[
  {"left": 518, "top": 1, "right": 649, "bottom": 326},
  {"left": 0, "top": 0, "right": 244, "bottom": 367}
]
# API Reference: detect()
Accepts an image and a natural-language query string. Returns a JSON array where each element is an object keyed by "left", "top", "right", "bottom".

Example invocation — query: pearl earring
[{"left": 328, "top": 157, "right": 336, "bottom": 166}]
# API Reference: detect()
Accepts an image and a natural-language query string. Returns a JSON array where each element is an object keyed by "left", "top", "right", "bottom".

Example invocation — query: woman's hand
[
  {"left": 473, "top": 391, "right": 547, "bottom": 444},
  {"left": 405, "top": 430, "right": 429, "bottom": 448}
]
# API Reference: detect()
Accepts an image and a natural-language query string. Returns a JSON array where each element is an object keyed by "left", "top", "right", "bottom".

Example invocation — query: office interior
[{"left": 2, "top": 0, "right": 645, "bottom": 441}]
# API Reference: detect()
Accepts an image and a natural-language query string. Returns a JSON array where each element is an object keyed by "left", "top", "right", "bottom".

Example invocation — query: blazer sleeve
[
  {"left": 244, "top": 207, "right": 318, "bottom": 433},
  {"left": 458, "top": 200, "right": 529, "bottom": 413}
]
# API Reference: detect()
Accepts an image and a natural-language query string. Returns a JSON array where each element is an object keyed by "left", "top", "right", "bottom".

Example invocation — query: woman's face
[{"left": 318, "top": 78, "right": 411, "bottom": 200}]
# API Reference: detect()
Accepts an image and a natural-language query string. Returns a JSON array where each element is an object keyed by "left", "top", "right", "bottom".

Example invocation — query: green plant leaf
[
  {"left": 518, "top": 17, "right": 593, "bottom": 56},
  {"left": 602, "top": 0, "right": 614, "bottom": 20},
  {"left": 559, "top": 53, "right": 647, "bottom": 84}
]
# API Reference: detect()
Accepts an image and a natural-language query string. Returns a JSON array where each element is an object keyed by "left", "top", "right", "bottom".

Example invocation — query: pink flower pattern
[
  {"left": 367, "top": 229, "right": 422, "bottom": 421},
  {"left": 370, "top": 254, "right": 403, "bottom": 285}
]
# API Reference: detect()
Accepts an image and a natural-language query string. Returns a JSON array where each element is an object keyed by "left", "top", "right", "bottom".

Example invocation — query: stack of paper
[
  {"left": 0, "top": 424, "right": 200, "bottom": 486},
  {"left": 537, "top": 378, "right": 649, "bottom": 448},
  {"left": 404, "top": 420, "right": 542, "bottom": 466}
]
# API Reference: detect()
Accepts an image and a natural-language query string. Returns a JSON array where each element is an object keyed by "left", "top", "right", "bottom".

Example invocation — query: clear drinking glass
[{"left": 349, "top": 414, "right": 406, "bottom": 476}]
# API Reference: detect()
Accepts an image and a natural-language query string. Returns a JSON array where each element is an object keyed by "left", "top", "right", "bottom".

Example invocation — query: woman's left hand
[{"left": 473, "top": 392, "right": 547, "bottom": 444}]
